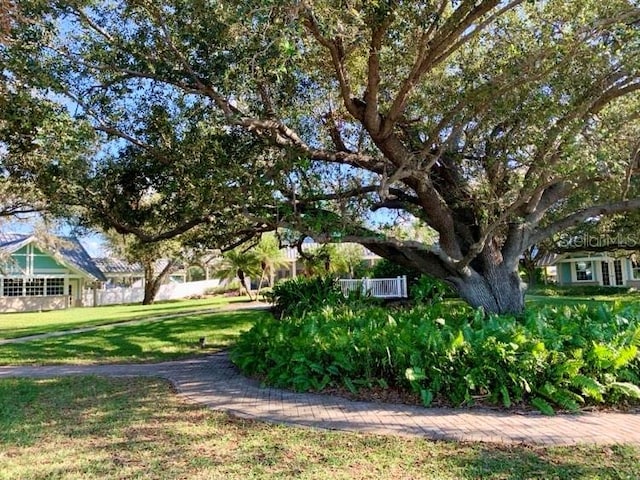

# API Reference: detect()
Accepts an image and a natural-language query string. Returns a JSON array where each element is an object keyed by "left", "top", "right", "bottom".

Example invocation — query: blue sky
[{"left": 3, "top": 218, "right": 107, "bottom": 257}]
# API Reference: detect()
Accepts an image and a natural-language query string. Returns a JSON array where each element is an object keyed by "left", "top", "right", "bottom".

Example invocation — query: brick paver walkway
[{"left": 1, "top": 352, "right": 639, "bottom": 446}]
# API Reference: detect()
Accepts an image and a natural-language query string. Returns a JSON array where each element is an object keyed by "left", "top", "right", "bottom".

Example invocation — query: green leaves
[
  {"left": 6, "top": 0, "right": 640, "bottom": 319},
  {"left": 531, "top": 397, "right": 555, "bottom": 416},
  {"left": 405, "top": 366, "right": 426, "bottom": 383},
  {"left": 571, "top": 375, "right": 604, "bottom": 402},
  {"left": 608, "top": 382, "right": 640, "bottom": 400},
  {"left": 265, "top": 275, "right": 363, "bottom": 318},
  {"left": 232, "top": 300, "right": 640, "bottom": 414}
]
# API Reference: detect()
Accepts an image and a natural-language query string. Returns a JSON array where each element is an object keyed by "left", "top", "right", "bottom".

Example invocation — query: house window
[
  {"left": 0, "top": 278, "right": 67, "bottom": 297},
  {"left": 25, "top": 278, "right": 45, "bottom": 296},
  {"left": 46, "top": 278, "right": 65, "bottom": 296},
  {"left": 3, "top": 278, "right": 24, "bottom": 296},
  {"left": 632, "top": 260, "right": 640, "bottom": 280},
  {"left": 575, "top": 261, "right": 593, "bottom": 281}
]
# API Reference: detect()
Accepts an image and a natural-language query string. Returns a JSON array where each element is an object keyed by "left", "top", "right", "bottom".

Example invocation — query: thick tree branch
[
  {"left": 301, "top": 6, "right": 360, "bottom": 119},
  {"left": 94, "top": 125, "right": 150, "bottom": 150},
  {"left": 219, "top": 227, "right": 274, "bottom": 253},
  {"left": 287, "top": 185, "right": 379, "bottom": 204},
  {"left": 530, "top": 197, "right": 640, "bottom": 245},
  {"left": 308, "top": 149, "right": 388, "bottom": 174},
  {"left": 589, "top": 80, "right": 640, "bottom": 115},
  {"left": 363, "top": 9, "right": 395, "bottom": 132},
  {"left": 102, "top": 212, "right": 215, "bottom": 243},
  {"left": 525, "top": 72, "right": 640, "bottom": 186},
  {"left": 431, "top": 0, "right": 525, "bottom": 67},
  {"left": 343, "top": 235, "right": 460, "bottom": 280},
  {"left": 382, "top": 0, "right": 506, "bottom": 135},
  {"left": 323, "top": 110, "right": 350, "bottom": 153}
]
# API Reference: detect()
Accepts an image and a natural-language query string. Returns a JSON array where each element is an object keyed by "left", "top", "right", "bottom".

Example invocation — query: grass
[
  {"left": 0, "top": 376, "right": 638, "bottom": 480},
  {"left": 0, "top": 289, "right": 633, "bottom": 342},
  {"left": 0, "top": 309, "right": 267, "bottom": 365},
  {"left": 526, "top": 285, "right": 639, "bottom": 308},
  {"left": 1, "top": 296, "right": 639, "bottom": 477},
  {"left": 526, "top": 294, "right": 639, "bottom": 308},
  {"left": 0, "top": 296, "right": 252, "bottom": 340}
]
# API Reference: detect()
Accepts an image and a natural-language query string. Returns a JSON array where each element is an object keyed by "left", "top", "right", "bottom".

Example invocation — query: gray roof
[
  {"left": 94, "top": 257, "right": 183, "bottom": 276},
  {"left": 0, "top": 233, "right": 32, "bottom": 253},
  {"left": 0, "top": 233, "right": 107, "bottom": 282},
  {"left": 93, "top": 257, "right": 143, "bottom": 274}
]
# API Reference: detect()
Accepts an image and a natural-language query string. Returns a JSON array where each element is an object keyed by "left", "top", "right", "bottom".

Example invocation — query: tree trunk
[
  {"left": 526, "top": 266, "right": 537, "bottom": 287},
  {"left": 141, "top": 260, "right": 176, "bottom": 305},
  {"left": 143, "top": 277, "right": 163, "bottom": 305},
  {"left": 236, "top": 269, "right": 254, "bottom": 300},
  {"left": 361, "top": 237, "right": 527, "bottom": 315},
  {"left": 256, "top": 268, "right": 266, "bottom": 297},
  {"left": 451, "top": 268, "right": 526, "bottom": 315},
  {"left": 520, "top": 247, "right": 540, "bottom": 288}
]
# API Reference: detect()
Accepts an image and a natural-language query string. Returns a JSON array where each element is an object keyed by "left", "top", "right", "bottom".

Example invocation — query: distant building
[
  {"left": 0, "top": 233, "right": 106, "bottom": 312},
  {"left": 544, "top": 252, "right": 640, "bottom": 288},
  {"left": 274, "top": 242, "right": 381, "bottom": 280},
  {"left": 93, "top": 257, "right": 187, "bottom": 288}
]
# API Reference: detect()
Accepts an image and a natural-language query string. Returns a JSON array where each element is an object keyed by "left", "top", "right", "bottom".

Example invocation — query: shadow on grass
[
  {"left": 1, "top": 376, "right": 638, "bottom": 479},
  {"left": 0, "top": 310, "right": 268, "bottom": 365},
  {"left": 0, "top": 297, "right": 254, "bottom": 340},
  {"left": 124, "top": 296, "right": 249, "bottom": 314}
]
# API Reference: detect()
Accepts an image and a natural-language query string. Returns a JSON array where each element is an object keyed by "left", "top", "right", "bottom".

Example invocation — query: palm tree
[
  {"left": 331, "top": 243, "right": 366, "bottom": 278},
  {"left": 253, "top": 233, "right": 289, "bottom": 294},
  {"left": 213, "top": 249, "right": 262, "bottom": 300}
]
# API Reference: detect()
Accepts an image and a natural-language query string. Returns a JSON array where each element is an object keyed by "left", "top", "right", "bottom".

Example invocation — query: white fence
[
  {"left": 339, "top": 276, "right": 408, "bottom": 299},
  {"left": 82, "top": 279, "right": 221, "bottom": 307}
]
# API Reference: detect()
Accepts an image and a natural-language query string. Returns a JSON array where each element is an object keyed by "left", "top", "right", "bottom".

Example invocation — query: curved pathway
[{"left": 1, "top": 352, "right": 639, "bottom": 446}]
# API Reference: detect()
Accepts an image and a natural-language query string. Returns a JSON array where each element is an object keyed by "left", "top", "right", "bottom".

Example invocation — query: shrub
[
  {"left": 231, "top": 301, "right": 640, "bottom": 414},
  {"left": 205, "top": 280, "right": 241, "bottom": 296},
  {"left": 410, "top": 275, "right": 454, "bottom": 304},
  {"left": 371, "top": 259, "right": 422, "bottom": 286},
  {"left": 263, "top": 276, "right": 345, "bottom": 318}
]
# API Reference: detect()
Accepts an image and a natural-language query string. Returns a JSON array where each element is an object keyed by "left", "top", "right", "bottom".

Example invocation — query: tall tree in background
[{"left": 5, "top": 0, "right": 640, "bottom": 314}]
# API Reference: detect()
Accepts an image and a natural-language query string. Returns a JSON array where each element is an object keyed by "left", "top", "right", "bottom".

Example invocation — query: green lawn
[
  {"left": 527, "top": 293, "right": 639, "bottom": 308},
  {"left": 1, "top": 297, "right": 639, "bottom": 477},
  {"left": 0, "top": 296, "right": 252, "bottom": 340},
  {"left": 434, "top": 292, "right": 638, "bottom": 311},
  {"left": 0, "top": 376, "right": 638, "bottom": 480},
  {"left": 0, "top": 309, "right": 267, "bottom": 365}
]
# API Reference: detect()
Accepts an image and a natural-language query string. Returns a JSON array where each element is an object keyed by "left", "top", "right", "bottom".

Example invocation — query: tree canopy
[{"left": 3, "top": 0, "right": 640, "bottom": 313}]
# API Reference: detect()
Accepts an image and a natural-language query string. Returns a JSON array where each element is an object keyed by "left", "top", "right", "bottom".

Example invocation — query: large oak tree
[{"left": 4, "top": 0, "right": 640, "bottom": 313}]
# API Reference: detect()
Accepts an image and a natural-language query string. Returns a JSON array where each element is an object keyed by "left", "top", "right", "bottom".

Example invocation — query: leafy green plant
[
  {"left": 262, "top": 276, "right": 345, "bottom": 318},
  {"left": 410, "top": 275, "right": 453, "bottom": 304},
  {"left": 232, "top": 300, "right": 640, "bottom": 414},
  {"left": 371, "top": 259, "right": 422, "bottom": 283}
]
